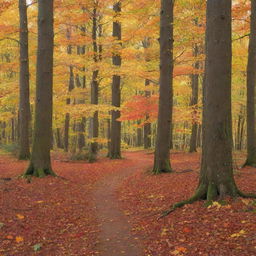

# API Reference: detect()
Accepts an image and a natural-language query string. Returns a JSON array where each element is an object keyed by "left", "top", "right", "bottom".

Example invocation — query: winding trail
[{"left": 93, "top": 153, "right": 151, "bottom": 256}]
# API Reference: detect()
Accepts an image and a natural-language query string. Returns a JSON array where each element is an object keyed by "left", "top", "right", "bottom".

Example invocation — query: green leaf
[
  {"left": 33, "top": 243, "right": 42, "bottom": 252},
  {"left": 0, "top": 222, "right": 4, "bottom": 229}
]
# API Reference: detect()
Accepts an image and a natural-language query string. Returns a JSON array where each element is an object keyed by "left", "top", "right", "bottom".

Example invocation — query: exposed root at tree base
[
  {"left": 23, "top": 165, "right": 57, "bottom": 178},
  {"left": 159, "top": 183, "right": 256, "bottom": 218}
]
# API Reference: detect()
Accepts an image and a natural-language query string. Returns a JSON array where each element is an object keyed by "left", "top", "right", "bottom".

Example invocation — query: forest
[{"left": 0, "top": 0, "right": 256, "bottom": 255}]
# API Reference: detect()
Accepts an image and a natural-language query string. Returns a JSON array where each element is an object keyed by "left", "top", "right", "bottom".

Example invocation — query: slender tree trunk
[
  {"left": 24, "top": 0, "right": 56, "bottom": 177},
  {"left": 142, "top": 38, "right": 152, "bottom": 149},
  {"left": 110, "top": 1, "right": 122, "bottom": 159},
  {"left": 56, "top": 128, "right": 63, "bottom": 149},
  {"left": 153, "top": 0, "right": 174, "bottom": 173},
  {"left": 245, "top": 0, "right": 256, "bottom": 166},
  {"left": 18, "top": 0, "right": 30, "bottom": 159},
  {"left": 88, "top": 6, "right": 99, "bottom": 162},
  {"left": 64, "top": 29, "right": 74, "bottom": 152},
  {"left": 144, "top": 79, "right": 152, "bottom": 149},
  {"left": 189, "top": 43, "right": 199, "bottom": 153}
]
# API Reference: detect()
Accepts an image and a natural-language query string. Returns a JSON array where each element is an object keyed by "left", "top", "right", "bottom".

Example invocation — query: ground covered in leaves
[{"left": 0, "top": 150, "right": 256, "bottom": 255}]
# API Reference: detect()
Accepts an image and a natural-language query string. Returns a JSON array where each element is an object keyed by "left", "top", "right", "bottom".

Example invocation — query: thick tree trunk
[
  {"left": 153, "top": 0, "right": 174, "bottom": 173},
  {"left": 197, "top": 0, "right": 238, "bottom": 199},
  {"left": 110, "top": 2, "right": 122, "bottom": 159},
  {"left": 18, "top": 0, "right": 30, "bottom": 159},
  {"left": 161, "top": 0, "right": 255, "bottom": 217},
  {"left": 24, "top": 0, "right": 55, "bottom": 177},
  {"left": 189, "top": 44, "right": 199, "bottom": 153},
  {"left": 245, "top": 0, "right": 256, "bottom": 166}
]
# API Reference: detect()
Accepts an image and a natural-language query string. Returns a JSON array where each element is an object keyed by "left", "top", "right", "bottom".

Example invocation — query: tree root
[
  {"left": 237, "top": 189, "right": 256, "bottom": 198},
  {"left": 159, "top": 183, "right": 256, "bottom": 218},
  {"left": 23, "top": 165, "right": 56, "bottom": 178},
  {"left": 159, "top": 183, "right": 207, "bottom": 218}
]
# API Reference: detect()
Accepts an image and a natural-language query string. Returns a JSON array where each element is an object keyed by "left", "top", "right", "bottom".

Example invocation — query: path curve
[{"left": 93, "top": 154, "right": 151, "bottom": 256}]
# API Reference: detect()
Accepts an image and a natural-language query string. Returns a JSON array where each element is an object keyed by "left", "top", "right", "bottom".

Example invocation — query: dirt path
[{"left": 93, "top": 155, "right": 150, "bottom": 256}]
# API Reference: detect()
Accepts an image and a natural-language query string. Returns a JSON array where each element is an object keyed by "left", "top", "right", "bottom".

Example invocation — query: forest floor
[{"left": 0, "top": 150, "right": 256, "bottom": 256}]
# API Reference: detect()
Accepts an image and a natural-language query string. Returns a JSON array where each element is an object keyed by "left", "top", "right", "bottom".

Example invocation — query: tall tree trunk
[
  {"left": 110, "top": 1, "right": 122, "bottom": 159},
  {"left": 24, "top": 0, "right": 55, "bottom": 177},
  {"left": 152, "top": 0, "right": 174, "bottom": 173},
  {"left": 194, "top": 0, "right": 238, "bottom": 199},
  {"left": 18, "top": 0, "right": 30, "bottom": 159},
  {"left": 245, "top": 0, "right": 256, "bottom": 166},
  {"left": 89, "top": 6, "right": 99, "bottom": 162},
  {"left": 142, "top": 38, "right": 152, "bottom": 149},
  {"left": 64, "top": 29, "right": 74, "bottom": 152},
  {"left": 189, "top": 43, "right": 200, "bottom": 153},
  {"left": 163, "top": 0, "right": 255, "bottom": 217}
]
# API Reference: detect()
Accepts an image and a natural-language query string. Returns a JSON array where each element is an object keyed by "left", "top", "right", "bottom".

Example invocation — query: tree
[
  {"left": 143, "top": 37, "right": 152, "bottom": 149},
  {"left": 152, "top": 0, "right": 174, "bottom": 174},
  {"left": 24, "top": 0, "right": 56, "bottom": 177},
  {"left": 88, "top": 3, "right": 100, "bottom": 162},
  {"left": 109, "top": 1, "right": 122, "bottom": 159},
  {"left": 18, "top": 0, "right": 30, "bottom": 160},
  {"left": 189, "top": 43, "right": 200, "bottom": 153},
  {"left": 244, "top": 0, "right": 256, "bottom": 167},
  {"left": 163, "top": 0, "right": 255, "bottom": 216}
]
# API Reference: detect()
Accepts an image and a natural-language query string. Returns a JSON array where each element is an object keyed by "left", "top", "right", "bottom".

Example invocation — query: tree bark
[
  {"left": 88, "top": 6, "right": 99, "bottom": 162},
  {"left": 197, "top": 0, "right": 238, "bottom": 199},
  {"left": 245, "top": 0, "right": 256, "bottom": 166},
  {"left": 189, "top": 43, "right": 199, "bottom": 153},
  {"left": 24, "top": 0, "right": 55, "bottom": 177},
  {"left": 18, "top": 0, "right": 30, "bottom": 159},
  {"left": 110, "top": 1, "right": 122, "bottom": 159},
  {"left": 64, "top": 28, "right": 74, "bottom": 152},
  {"left": 152, "top": 0, "right": 174, "bottom": 173}
]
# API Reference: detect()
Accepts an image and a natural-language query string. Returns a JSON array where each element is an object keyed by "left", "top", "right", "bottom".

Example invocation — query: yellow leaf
[
  {"left": 208, "top": 201, "right": 222, "bottom": 209},
  {"left": 230, "top": 230, "right": 246, "bottom": 238},
  {"left": 36, "top": 201, "right": 44, "bottom": 204},
  {"left": 16, "top": 214, "right": 25, "bottom": 220},
  {"left": 15, "top": 236, "right": 24, "bottom": 243},
  {"left": 241, "top": 199, "right": 250, "bottom": 205}
]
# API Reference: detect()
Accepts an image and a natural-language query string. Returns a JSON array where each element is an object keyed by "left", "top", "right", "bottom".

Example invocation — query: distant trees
[
  {"left": 18, "top": 0, "right": 30, "bottom": 160},
  {"left": 152, "top": 0, "right": 174, "bottom": 174},
  {"left": 24, "top": 0, "right": 55, "bottom": 177}
]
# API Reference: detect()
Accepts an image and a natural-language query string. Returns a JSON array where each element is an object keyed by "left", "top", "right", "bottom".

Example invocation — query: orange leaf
[
  {"left": 16, "top": 214, "right": 25, "bottom": 220},
  {"left": 15, "top": 236, "right": 24, "bottom": 243},
  {"left": 183, "top": 227, "right": 191, "bottom": 233},
  {"left": 176, "top": 246, "right": 187, "bottom": 253}
]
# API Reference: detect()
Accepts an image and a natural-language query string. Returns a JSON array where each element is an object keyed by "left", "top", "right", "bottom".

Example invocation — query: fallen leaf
[
  {"left": 15, "top": 236, "right": 24, "bottom": 243},
  {"left": 33, "top": 243, "right": 42, "bottom": 251},
  {"left": 230, "top": 230, "right": 246, "bottom": 238},
  {"left": 183, "top": 227, "right": 191, "bottom": 233},
  {"left": 36, "top": 201, "right": 44, "bottom": 204},
  {"left": 16, "top": 214, "right": 25, "bottom": 220}
]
